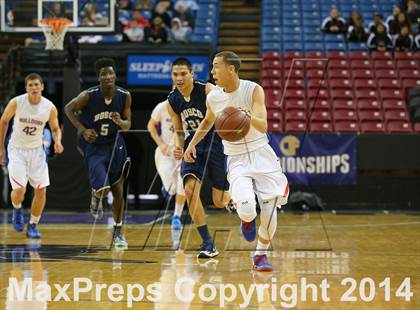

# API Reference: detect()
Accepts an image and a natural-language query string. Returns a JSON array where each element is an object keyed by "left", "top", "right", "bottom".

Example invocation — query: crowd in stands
[{"left": 321, "top": 0, "right": 420, "bottom": 51}]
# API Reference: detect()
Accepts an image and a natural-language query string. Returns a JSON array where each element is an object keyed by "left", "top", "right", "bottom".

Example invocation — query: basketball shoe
[
  {"left": 253, "top": 254, "right": 273, "bottom": 272},
  {"left": 171, "top": 215, "right": 182, "bottom": 230},
  {"left": 26, "top": 223, "right": 42, "bottom": 239},
  {"left": 90, "top": 190, "right": 104, "bottom": 220},
  {"left": 241, "top": 219, "right": 256, "bottom": 242},
  {"left": 112, "top": 225, "right": 128, "bottom": 249},
  {"left": 12, "top": 208, "right": 24, "bottom": 232},
  {"left": 198, "top": 239, "right": 219, "bottom": 258}
]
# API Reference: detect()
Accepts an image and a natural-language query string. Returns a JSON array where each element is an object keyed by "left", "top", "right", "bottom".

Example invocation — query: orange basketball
[{"left": 214, "top": 106, "right": 251, "bottom": 142}]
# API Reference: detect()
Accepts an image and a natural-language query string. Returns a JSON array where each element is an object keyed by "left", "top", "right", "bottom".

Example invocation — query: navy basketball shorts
[
  {"left": 80, "top": 135, "right": 129, "bottom": 191},
  {"left": 181, "top": 147, "right": 229, "bottom": 191}
]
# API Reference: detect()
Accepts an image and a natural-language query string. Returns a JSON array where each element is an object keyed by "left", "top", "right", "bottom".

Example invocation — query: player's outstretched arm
[
  {"left": 184, "top": 101, "right": 216, "bottom": 163},
  {"left": 0, "top": 98, "right": 17, "bottom": 165},
  {"left": 250, "top": 85, "right": 268, "bottom": 133},
  {"left": 48, "top": 105, "right": 64, "bottom": 154},
  {"left": 167, "top": 102, "right": 184, "bottom": 160},
  {"left": 111, "top": 93, "right": 131, "bottom": 130},
  {"left": 64, "top": 91, "right": 97, "bottom": 143}
]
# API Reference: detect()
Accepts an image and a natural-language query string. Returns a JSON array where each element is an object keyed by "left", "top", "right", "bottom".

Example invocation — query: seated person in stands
[
  {"left": 145, "top": 16, "right": 168, "bottom": 43},
  {"left": 118, "top": 0, "right": 133, "bottom": 11},
  {"left": 321, "top": 7, "right": 346, "bottom": 34},
  {"left": 123, "top": 9, "right": 149, "bottom": 42},
  {"left": 368, "top": 14, "right": 389, "bottom": 34},
  {"left": 151, "top": 1, "right": 172, "bottom": 27},
  {"left": 406, "top": 0, "right": 420, "bottom": 26},
  {"left": 389, "top": 12, "right": 410, "bottom": 36},
  {"left": 346, "top": 10, "right": 362, "bottom": 28},
  {"left": 135, "top": 0, "right": 152, "bottom": 10},
  {"left": 347, "top": 17, "right": 369, "bottom": 42},
  {"left": 394, "top": 25, "right": 414, "bottom": 50},
  {"left": 168, "top": 17, "right": 191, "bottom": 43},
  {"left": 367, "top": 23, "right": 394, "bottom": 51},
  {"left": 173, "top": 1, "right": 195, "bottom": 29},
  {"left": 80, "top": 3, "right": 108, "bottom": 26},
  {"left": 386, "top": 5, "right": 402, "bottom": 29}
]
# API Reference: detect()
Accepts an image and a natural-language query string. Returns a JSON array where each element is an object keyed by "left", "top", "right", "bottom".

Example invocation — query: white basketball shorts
[
  {"left": 154, "top": 148, "right": 185, "bottom": 196},
  {"left": 227, "top": 144, "right": 289, "bottom": 205},
  {"left": 7, "top": 145, "right": 50, "bottom": 190}
]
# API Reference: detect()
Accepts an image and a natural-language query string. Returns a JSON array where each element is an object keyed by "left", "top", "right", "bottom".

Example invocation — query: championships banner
[
  {"left": 127, "top": 55, "right": 209, "bottom": 85},
  {"left": 269, "top": 134, "right": 357, "bottom": 184}
]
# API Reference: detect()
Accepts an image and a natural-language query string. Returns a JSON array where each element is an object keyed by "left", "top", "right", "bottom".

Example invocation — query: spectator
[
  {"left": 367, "top": 23, "right": 394, "bottom": 51},
  {"left": 394, "top": 25, "right": 414, "bottom": 50},
  {"left": 347, "top": 17, "right": 369, "bottom": 42},
  {"left": 123, "top": 9, "right": 149, "bottom": 42},
  {"left": 368, "top": 13, "right": 389, "bottom": 34},
  {"left": 386, "top": 5, "right": 402, "bottom": 28},
  {"left": 168, "top": 17, "right": 191, "bottom": 42},
  {"left": 135, "top": 0, "right": 152, "bottom": 10},
  {"left": 145, "top": 16, "right": 168, "bottom": 43},
  {"left": 118, "top": 0, "right": 133, "bottom": 11},
  {"left": 321, "top": 7, "right": 346, "bottom": 33},
  {"left": 80, "top": 3, "right": 108, "bottom": 26},
  {"left": 151, "top": 1, "right": 172, "bottom": 27},
  {"left": 389, "top": 12, "right": 411, "bottom": 35},
  {"left": 346, "top": 10, "right": 362, "bottom": 28},
  {"left": 173, "top": 1, "right": 195, "bottom": 29},
  {"left": 406, "top": 0, "right": 420, "bottom": 26}
]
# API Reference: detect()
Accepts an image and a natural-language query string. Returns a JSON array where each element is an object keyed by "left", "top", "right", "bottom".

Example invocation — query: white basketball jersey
[
  {"left": 9, "top": 94, "right": 53, "bottom": 148},
  {"left": 151, "top": 100, "right": 175, "bottom": 145},
  {"left": 207, "top": 79, "right": 268, "bottom": 155}
]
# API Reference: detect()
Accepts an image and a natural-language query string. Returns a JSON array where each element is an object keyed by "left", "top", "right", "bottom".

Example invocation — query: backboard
[{"left": 1, "top": 0, "right": 116, "bottom": 33}]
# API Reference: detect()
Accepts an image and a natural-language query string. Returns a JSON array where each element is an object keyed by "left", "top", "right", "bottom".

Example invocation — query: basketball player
[
  {"left": 0, "top": 73, "right": 64, "bottom": 239},
  {"left": 167, "top": 57, "right": 230, "bottom": 258},
  {"left": 147, "top": 99, "right": 186, "bottom": 230},
  {"left": 184, "top": 51, "right": 289, "bottom": 271},
  {"left": 64, "top": 58, "right": 131, "bottom": 249}
]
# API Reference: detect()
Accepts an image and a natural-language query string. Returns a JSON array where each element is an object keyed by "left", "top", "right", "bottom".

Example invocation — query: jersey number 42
[{"left": 22, "top": 126, "right": 37, "bottom": 136}]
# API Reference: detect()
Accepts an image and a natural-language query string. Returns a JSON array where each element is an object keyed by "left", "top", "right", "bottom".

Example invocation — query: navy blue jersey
[
  {"left": 80, "top": 86, "right": 129, "bottom": 144},
  {"left": 168, "top": 80, "right": 222, "bottom": 152}
]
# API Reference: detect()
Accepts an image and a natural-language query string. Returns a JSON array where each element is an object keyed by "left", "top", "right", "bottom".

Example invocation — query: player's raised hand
[
  {"left": 110, "top": 112, "right": 122, "bottom": 127},
  {"left": 82, "top": 129, "right": 98, "bottom": 143},
  {"left": 173, "top": 146, "right": 184, "bottom": 160},
  {"left": 184, "top": 145, "right": 196, "bottom": 163},
  {"left": 54, "top": 142, "right": 64, "bottom": 154}
]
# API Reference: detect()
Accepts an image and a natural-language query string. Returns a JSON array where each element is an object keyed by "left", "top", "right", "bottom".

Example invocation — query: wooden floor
[{"left": 0, "top": 212, "right": 419, "bottom": 309}]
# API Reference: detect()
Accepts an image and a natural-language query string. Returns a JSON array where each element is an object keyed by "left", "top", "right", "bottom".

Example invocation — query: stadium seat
[
  {"left": 380, "top": 89, "right": 403, "bottom": 100},
  {"left": 267, "top": 109, "right": 283, "bottom": 120},
  {"left": 401, "top": 79, "right": 420, "bottom": 93},
  {"left": 284, "top": 51, "right": 303, "bottom": 60},
  {"left": 263, "top": 52, "right": 282, "bottom": 60},
  {"left": 384, "top": 110, "right": 409, "bottom": 122},
  {"left": 351, "top": 60, "right": 373, "bottom": 69},
  {"left": 284, "top": 89, "right": 306, "bottom": 100},
  {"left": 334, "top": 110, "right": 357, "bottom": 121},
  {"left": 376, "top": 69, "right": 398, "bottom": 79},
  {"left": 394, "top": 51, "right": 416, "bottom": 60},
  {"left": 373, "top": 60, "right": 395, "bottom": 70},
  {"left": 285, "top": 79, "right": 305, "bottom": 89},
  {"left": 285, "top": 99, "right": 307, "bottom": 110},
  {"left": 305, "top": 51, "right": 325, "bottom": 58},
  {"left": 386, "top": 121, "right": 413, "bottom": 133},
  {"left": 306, "top": 69, "right": 325, "bottom": 79},
  {"left": 357, "top": 99, "right": 382, "bottom": 111},
  {"left": 261, "top": 79, "right": 282, "bottom": 89},
  {"left": 354, "top": 79, "right": 377, "bottom": 90},
  {"left": 348, "top": 51, "right": 370, "bottom": 60},
  {"left": 371, "top": 51, "right": 393, "bottom": 60},
  {"left": 268, "top": 121, "right": 283, "bottom": 132},
  {"left": 328, "top": 60, "right": 349, "bottom": 69},
  {"left": 326, "top": 51, "right": 347, "bottom": 60},
  {"left": 283, "top": 68, "right": 305, "bottom": 79},
  {"left": 285, "top": 121, "right": 307, "bottom": 132},
  {"left": 308, "top": 89, "right": 329, "bottom": 100},
  {"left": 262, "top": 60, "right": 282, "bottom": 69},
  {"left": 328, "top": 69, "right": 351, "bottom": 79},
  {"left": 399, "top": 69, "right": 420, "bottom": 79},
  {"left": 352, "top": 69, "right": 374, "bottom": 79},
  {"left": 359, "top": 110, "right": 383, "bottom": 121},
  {"left": 308, "top": 99, "right": 332, "bottom": 110},
  {"left": 360, "top": 121, "right": 386, "bottom": 133},
  {"left": 308, "top": 79, "right": 329, "bottom": 89},
  {"left": 310, "top": 110, "right": 332, "bottom": 122},
  {"left": 306, "top": 60, "right": 328, "bottom": 69},
  {"left": 382, "top": 99, "right": 406, "bottom": 111},
  {"left": 396, "top": 60, "right": 418, "bottom": 70},
  {"left": 378, "top": 79, "right": 400, "bottom": 90},
  {"left": 310, "top": 122, "right": 333, "bottom": 132},
  {"left": 355, "top": 89, "right": 379, "bottom": 100},
  {"left": 261, "top": 69, "right": 282, "bottom": 78},
  {"left": 285, "top": 110, "right": 307, "bottom": 121},
  {"left": 333, "top": 99, "right": 357, "bottom": 110},
  {"left": 334, "top": 121, "right": 360, "bottom": 132},
  {"left": 331, "top": 89, "right": 354, "bottom": 100},
  {"left": 284, "top": 59, "right": 304, "bottom": 69}
]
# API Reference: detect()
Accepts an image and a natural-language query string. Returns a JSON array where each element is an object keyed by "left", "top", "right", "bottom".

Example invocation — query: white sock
[
  {"left": 114, "top": 222, "right": 122, "bottom": 227},
  {"left": 174, "top": 202, "right": 184, "bottom": 217},
  {"left": 29, "top": 215, "right": 41, "bottom": 225},
  {"left": 255, "top": 239, "right": 270, "bottom": 256},
  {"left": 12, "top": 202, "right": 21, "bottom": 209}
]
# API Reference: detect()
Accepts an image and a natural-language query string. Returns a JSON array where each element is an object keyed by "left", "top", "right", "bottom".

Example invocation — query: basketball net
[{"left": 39, "top": 18, "right": 72, "bottom": 50}]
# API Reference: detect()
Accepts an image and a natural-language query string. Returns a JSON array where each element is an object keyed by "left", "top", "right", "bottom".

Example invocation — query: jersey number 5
[
  {"left": 100, "top": 124, "right": 109, "bottom": 136},
  {"left": 22, "top": 126, "right": 36, "bottom": 136}
]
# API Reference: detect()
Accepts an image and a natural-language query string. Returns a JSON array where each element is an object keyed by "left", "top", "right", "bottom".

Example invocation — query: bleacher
[{"left": 260, "top": 0, "right": 420, "bottom": 134}]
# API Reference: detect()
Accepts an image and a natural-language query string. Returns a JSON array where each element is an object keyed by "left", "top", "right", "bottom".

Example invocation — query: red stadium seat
[
  {"left": 310, "top": 122, "right": 333, "bottom": 132},
  {"left": 399, "top": 69, "right": 420, "bottom": 79},
  {"left": 354, "top": 79, "right": 377, "bottom": 90},
  {"left": 396, "top": 60, "right": 418, "bottom": 70},
  {"left": 360, "top": 121, "right": 386, "bottom": 133},
  {"left": 355, "top": 89, "right": 379, "bottom": 100},
  {"left": 373, "top": 60, "right": 395, "bottom": 69},
  {"left": 285, "top": 99, "right": 307, "bottom": 110},
  {"left": 376, "top": 69, "right": 398, "bottom": 79},
  {"left": 305, "top": 51, "right": 325, "bottom": 58},
  {"left": 352, "top": 69, "right": 374, "bottom": 79},
  {"left": 334, "top": 110, "right": 357, "bottom": 121},
  {"left": 283, "top": 68, "right": 304, "bottom": 79},
  {"left": 329, "top": 79, "right": 352, "bottom": 89},
  {"left": 268, "top": 121, "right": 283, "bottom": 132},
  {"left": 308, "top": 79, "right": 329, "bottom": 89},
  {"left": 335, "top": 121, "right": 359, "bottom": 132},
  {"left": 348, "top": 51, "right": 369, "bottom": 60},
  {"left": 265, "top": 89, "right": 282, "bottom": 108},
  {"left": 351, "top": 59, "right": 373, "bottom": 69},
  {"left": 267, "top": 109, "right": 282, "bottom": 120},
  {"left": 285, "top": 109, "right": 307, "bottom": 121},
  {"left": 263, "top": 52, "right": 281, "bottom": 60},
  {"left": 384, "top": 110, "right": 409, "bottom": 121},
  {"left": 328, "top": 69, "right": 351, "bottom": 79},
  {"left": 284, "top": 89, "right": 305, "bottom": 100},
  {"left": 260, "top": 69, "right": 282, "bottom": 78},
  {"left": 378, "top": 79, "right": 400, "bottom": 90},
  {"left": 387, "top": 121, "right": 413, "bottom": 133},
  {"left": 401, "top": 79, "right": 420, "bottom": 92},
  {"left": 284, "top": 59, "right": 304, "bottom": 70},
  {"left": 331, "top": 89, "right": 354, "bottom": 100},
  {"left": 285, "top": 121, "right": 307, "bottom": 132},
  {"left": 414, "top": 123, "right": 420, "bottom": 133},
  {"left": 380, "top": 89, "right": 403, "bottom": 100},
  {"left": 310, "top": 110, "right": 331, "bottom": 122},
  {"left": 382, "top": 99, "right": 406, "bottom": 111},
  {"left": 284, "top": 79, "right": 305, "bottom": 89},
  {"left": 394, "top": 51, "right": 416, "bottom": 60},
  {"left": 262, "top": 60, "right": 282, "bottom": 69},
  {"left": 333, "top": 99, "right": 357, "bottom": 110},
  {"left": 359, "top": 110, "right": 383, "bottom": 121},
  {"left": 284, "top": 51, "right": 303, "bottom": 60},
  {"left": 357, "top": 99, "right": 382, "bottom": 110},
  {"left": 307, "top": 89, "right": 329, "bottom": 99},
  {"left": 306, "top": 69, "right": 325, "bottom": 79},
  {"left": 371, "top": 51, "right": 392, "bottom": 60},
  {"left": 261, "top": 79, "right": 282, "bottom": 90},
  {"left": 306, "top": 59, "right": 328, "bottom": 70},
  {"left": 308, "top": 99, "right": 332, "bottom": 110},
  {"left": 327, "top": 51, "right": 347, "bottom": 60},
  {"left": 328, "top": 59, "right": 349, "bottom": 69}
]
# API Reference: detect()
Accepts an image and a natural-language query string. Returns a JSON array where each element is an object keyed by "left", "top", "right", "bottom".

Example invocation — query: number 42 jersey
[
  {"left": 80, "top": 86, "right": 129, "bottom": 144},
  {"left": 9, "top": 94, "right": 53, "bottom": 149}
]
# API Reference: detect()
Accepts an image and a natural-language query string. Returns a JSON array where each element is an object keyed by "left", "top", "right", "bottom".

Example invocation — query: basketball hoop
[{"left": 39, "top": 18, "right": 72, "bottom": 50}]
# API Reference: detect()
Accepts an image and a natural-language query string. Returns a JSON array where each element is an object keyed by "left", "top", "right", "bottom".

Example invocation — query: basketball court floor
[{"left": 0, "top": 209, "right": 418, "bottom": 309}]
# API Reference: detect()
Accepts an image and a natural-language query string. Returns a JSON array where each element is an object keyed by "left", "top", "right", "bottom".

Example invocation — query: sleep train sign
[{"left": 269, "top": 134, "right": 357, "bottom": 184}]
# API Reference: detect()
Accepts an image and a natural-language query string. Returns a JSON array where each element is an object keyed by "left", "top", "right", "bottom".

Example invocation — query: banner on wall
[
  {"left": 127, "top": 55, "right": 209, "bottom": 85},
  {"left": 269, "top": 134, "right": 357, "bottom": 185}
]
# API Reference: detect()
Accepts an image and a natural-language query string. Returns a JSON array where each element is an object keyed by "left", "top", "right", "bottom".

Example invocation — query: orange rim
[{"left": 40, "top": 18, "right": 72, "bottom": 33}]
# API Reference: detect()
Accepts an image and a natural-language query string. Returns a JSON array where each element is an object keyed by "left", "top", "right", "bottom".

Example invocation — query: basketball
[{"left": 214, "top": 106, "right": 251, "bottom": 142}]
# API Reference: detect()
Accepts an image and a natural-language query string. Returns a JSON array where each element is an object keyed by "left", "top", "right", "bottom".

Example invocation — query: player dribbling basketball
[{"left": 184, "top": 51, "right": 289, "bottom": 271}]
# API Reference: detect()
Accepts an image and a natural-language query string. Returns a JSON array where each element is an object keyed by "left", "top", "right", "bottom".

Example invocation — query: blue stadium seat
[
  {"left": 283, "top": 19, "right": 302, "bottom": 26},
  {"left": 324, "top": 34, "right": 345, "bottom": 42},
  {"left": 325, "top": 42, "right": 347, "bottom": 51},
  {"left": 304, "top": 42, "right": 326, "bottom": 51},
  {"left": 304, "top": 33, "right": 323, "bottom": 42},
  {"left": 348, "top": 42, "right": 368, "bottom": 51},
  {"left": 284, "top": 42, "right": 304, "bottom": 51},
  {"left": 262, "top": 19, "right": 281, "bottom": 26},
  {"left": 262, "top": 26, "right": 282, "bottom": 34},
  {"left": 261, "top": 42, "right": 282, "bottom": 52}
]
